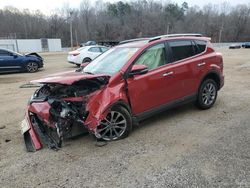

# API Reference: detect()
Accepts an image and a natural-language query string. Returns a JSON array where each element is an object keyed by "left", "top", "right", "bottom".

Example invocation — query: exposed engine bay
[{"left": 25, "top": 77, "right": 109, "bottom": 151}]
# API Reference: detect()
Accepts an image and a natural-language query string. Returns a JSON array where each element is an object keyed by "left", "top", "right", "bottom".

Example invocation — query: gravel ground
[{"left": 0, "top": 49, "right": 250, "bottom": 187}]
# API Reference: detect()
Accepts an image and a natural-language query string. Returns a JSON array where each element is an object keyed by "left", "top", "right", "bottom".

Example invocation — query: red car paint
[
  {"left": 23, "top": 35, "right": 224, "bottom": 151},
  {"left": 31, "top": 71, "right": 110, "bottom": 85}
]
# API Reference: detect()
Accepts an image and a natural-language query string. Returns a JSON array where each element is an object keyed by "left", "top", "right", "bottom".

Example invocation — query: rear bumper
[{"left": 67, "top": 55, "right": 80, "bottom": 65}]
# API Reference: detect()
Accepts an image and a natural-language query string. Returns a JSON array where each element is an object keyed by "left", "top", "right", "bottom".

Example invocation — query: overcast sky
[{"left": 0, "top": 0, "right": 249, "bottom": 14}]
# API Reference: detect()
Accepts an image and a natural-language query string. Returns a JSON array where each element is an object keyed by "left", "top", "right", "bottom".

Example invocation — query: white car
[{"left": 67, "top": 45, "right": 108, "bottom": 65}]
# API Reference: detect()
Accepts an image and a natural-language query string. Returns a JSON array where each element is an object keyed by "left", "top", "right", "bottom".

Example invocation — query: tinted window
[
  {"left": 101, "top": 47, "right": 108, "bottom": 52},
  {"left": 88, "top": 47, "right": 101, "bottom": 52},
  {"left": 195, "top": 40, "right": 207, "bottom": 53},
  {"left": 135, "top": 43, "right": 166, "bottom": 70},
  {"left": 168, "top": 40, "right": 194, "bottom": 62}
]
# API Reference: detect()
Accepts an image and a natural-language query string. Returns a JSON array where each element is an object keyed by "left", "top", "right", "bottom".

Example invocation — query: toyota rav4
[{"left": 21, "top": 34, "right": 224, "bottom": 151}]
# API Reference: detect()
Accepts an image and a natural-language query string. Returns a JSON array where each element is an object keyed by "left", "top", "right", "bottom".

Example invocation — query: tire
[
  {"left": 82, "top": 58, "right": 91, "bottom": 64},
  {"left": 195, "top": 79, "right": 218, "bottom": 110},
  {"left": 26, "top": 62, "right": 39, "bottom": 73},
  {"left": 95, "top": 106, "right": 132, "bottom": 141}
]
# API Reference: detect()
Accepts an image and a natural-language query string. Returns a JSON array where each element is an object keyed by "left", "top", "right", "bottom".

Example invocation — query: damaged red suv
[{"left": 21, "top": 34, "right": 224, "bottom": 151}]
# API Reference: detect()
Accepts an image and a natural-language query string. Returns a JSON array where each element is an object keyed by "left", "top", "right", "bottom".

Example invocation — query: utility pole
[
  {"left": 166, "top": 23, "right": 170, "bottom": 35},
  {"left": 219, "top": 25, "right": 223, "bottom": 43},
  {"left": 75, "top": 30, "right": 78, "bottom": 47},
  {"left": 69, "top": 11, "right": 73, "bottom": 50},
  {"left": 14, "top": 33, "right": 19, "bottom": 52}
]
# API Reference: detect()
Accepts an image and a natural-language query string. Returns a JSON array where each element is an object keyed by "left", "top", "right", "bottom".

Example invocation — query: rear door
[{"left": 166, "top": 40, "right": 204, "bottom": 97}]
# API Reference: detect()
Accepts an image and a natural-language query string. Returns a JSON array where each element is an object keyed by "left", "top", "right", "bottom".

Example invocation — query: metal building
[{"left": 0, "top": 38, "right": 62, "bottom": 52}]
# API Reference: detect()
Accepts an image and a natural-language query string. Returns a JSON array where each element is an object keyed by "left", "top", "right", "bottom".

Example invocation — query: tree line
[{"left": 0, "top": 0, "right": 250, "bottom": 47}]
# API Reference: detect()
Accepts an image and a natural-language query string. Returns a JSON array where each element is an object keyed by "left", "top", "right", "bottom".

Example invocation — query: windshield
[{"left": 83, "top": 47, "right": 139, "bottom": 75}]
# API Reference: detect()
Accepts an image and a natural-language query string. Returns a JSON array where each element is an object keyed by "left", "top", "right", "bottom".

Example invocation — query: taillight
[
  {"left": 72, "top": 52, "right": 80, "bottom": 56},
  {"left": 69, "top": 51, "right": 80, "bottom": 56}
]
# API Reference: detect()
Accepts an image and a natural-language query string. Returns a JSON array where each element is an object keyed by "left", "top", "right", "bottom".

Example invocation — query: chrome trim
[
  {"left": 163, "top": 71, "right": 174, "bottom": 77},
  {"left": 0, "top": 66, "right": 21, "bottom": 69},
  {"left": 197, "top": 62, "right": 206, "bottom": 67}
]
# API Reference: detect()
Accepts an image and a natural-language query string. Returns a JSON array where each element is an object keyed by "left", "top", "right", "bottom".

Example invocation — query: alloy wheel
[
  {"left": 27, "top": 62, "right": 38, "bottom": 72},
  {"left": 202, "top": 83, "right": 216, "bottom": 106},
  {"left": 96, "top": 111, "right": 127, "bottom": 141}
]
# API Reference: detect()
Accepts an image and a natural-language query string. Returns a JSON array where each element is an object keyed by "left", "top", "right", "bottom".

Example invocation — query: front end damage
[{"left": 21, "top": 75, "right": 113, "bottom": 151}]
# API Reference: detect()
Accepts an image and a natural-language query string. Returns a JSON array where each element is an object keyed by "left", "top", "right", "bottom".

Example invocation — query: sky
[{"left": 0, "top": 0, "right": 249, "bottom": 14}]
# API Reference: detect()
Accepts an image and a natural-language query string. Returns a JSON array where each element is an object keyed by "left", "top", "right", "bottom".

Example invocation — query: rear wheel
[
  {"left": 195, "top": 79, "right": 218, "bottom": 109},
  {"left": 82, "top": 58, "right": 91, "bottom": 63},
  {"left": 26, "top": 62, "right": 38, "bottom": 73},
  {"left": 95, "top": 106, "right": 132, "bottom": 141}
]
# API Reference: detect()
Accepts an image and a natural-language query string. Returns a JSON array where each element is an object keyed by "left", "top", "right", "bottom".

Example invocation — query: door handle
[
  {"left": 163, "top": 71, "right": 174, "bottom": 77},
  {"left": 197, "top": 62, "right": 206, "bottom": 67}
]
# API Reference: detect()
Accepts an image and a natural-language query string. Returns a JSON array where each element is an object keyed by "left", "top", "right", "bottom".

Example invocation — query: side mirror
[{"left": 129, "top": 64, "right": 148, "bottom": 77}]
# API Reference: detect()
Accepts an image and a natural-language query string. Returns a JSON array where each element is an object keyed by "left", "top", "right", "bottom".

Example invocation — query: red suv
[{"left": 21, "top": 34, "right": 224, "bottom": 151}]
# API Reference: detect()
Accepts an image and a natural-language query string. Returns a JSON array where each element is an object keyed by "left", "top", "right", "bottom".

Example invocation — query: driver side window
[{"left": 135, "top": 43, "right": 166, "bottom": 70}]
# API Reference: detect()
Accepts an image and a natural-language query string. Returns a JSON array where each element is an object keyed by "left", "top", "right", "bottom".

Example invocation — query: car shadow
[
  {"left": 63, "top": 103, "right": 197, "bottom": 146},
  {"left": 132, "top": 103, "right": 197, "bottom": 132}
]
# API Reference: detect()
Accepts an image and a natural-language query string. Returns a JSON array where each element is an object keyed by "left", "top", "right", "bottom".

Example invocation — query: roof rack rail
[
  {"left": 148, "top": 33, "right": 203, "bottom": 43},
  {"left": 119, "top": 38, "right": 149, "bottom": 45}
]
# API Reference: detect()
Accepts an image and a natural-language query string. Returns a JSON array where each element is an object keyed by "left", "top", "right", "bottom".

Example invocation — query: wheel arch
[
  {"left": 200, "top": 71, "right": 221, "bottom": 90},
  {"left": 82, "top": 57, "right": 92, "bottom": 63},
  {"left": 109, "top": 99, "right": 132, "bottom": 115}
]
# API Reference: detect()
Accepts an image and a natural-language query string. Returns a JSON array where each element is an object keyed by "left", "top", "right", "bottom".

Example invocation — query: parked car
[
  {"left": 0, "top": 49, "right": 43, "bottom": 73},
  {"left": 67, "top": 45, "right": 109, "bottom": 66},
  {"left": 229, "top": 44, "right": 241, "bottom": 49},
  {"left": 21, "top": 34, "right": 224, "bottom": 151},
  {"left": 80, "top": 41, "right": 97, "bottom": 47},
  {"left": 242, "top": 42, "right": 250, "bottom": 48}
]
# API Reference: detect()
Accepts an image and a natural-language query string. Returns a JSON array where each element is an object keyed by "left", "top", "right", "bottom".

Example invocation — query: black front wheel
[
  {"left": 82, "top": 58, "right": 91, "bottom": 63},
  {"left": 195, "top": 79, "right": 218, "bottom": 109},
  {"left": 26, "top": 62, "right": 39, "bottom": 73},
  {"left": 95, "top": 106, "right": 132, "bottom": 141}
]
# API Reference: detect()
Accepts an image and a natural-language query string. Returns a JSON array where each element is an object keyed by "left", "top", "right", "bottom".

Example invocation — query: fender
[
  {"left": 199, "top": 68, "right": 223, "bottom": 90},
  {"left": 84, "top": 77, "right": 130, "bottom": 131}
]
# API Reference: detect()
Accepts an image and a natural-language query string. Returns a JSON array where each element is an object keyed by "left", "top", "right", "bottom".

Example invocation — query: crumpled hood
[
  {"left": 25, "top": 52, "right": 43, "bottom": 60},
  {"left": 31, "top": 71, "right": 110, "bottom": 85}
]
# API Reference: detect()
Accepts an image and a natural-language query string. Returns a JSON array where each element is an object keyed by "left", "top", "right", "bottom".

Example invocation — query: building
[{"left": 0, "top": 38, "right": 62, "bottom": 52}]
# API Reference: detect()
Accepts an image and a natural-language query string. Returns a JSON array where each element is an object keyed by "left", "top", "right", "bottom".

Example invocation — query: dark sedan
[
  {"left": 242, "top": 42, "right": 250, "bottom": 48},
  {"left": 0, "top": 49, "right": 43, "bottom": 73}
]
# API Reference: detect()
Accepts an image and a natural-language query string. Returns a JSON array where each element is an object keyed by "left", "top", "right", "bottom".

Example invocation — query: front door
[{"left": 127, "top": 43, "right": 180, "bottom": 115}]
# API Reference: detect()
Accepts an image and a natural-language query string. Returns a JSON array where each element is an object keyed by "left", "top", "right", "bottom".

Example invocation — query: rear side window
[
  {"left": 88, "top": 47, "right": 101, "bottom": 52},
  {"left": 168, "top": 40, "right": 194, "bottom": 62},
  {"left": 101, "top": 47, "right": 108, "bottom": 52},
  {"left": 195, "top": 40, "right": 207, "bottom": 53}
]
